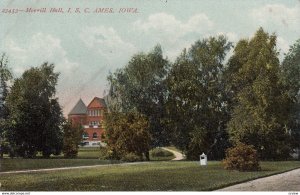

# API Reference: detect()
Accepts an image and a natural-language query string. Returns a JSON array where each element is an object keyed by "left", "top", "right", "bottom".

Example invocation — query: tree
[
  {"left": 281, "top": 39, "right": 300, "bottom": 156},
  {"left": 0, "top": 53, "right": 12, "bottom": 119},
  {"left": 62, "top": 121, "right": 83, "bottom": 158},
  {"left": 0, "top": 53, "right": 12, "bottom": 158},
  {"left": 105, "top": 112, "right": 151, "bottom": 161},
  {"left": 227, "top": 28, "right": 292, "bottom": 160},
  {"left": 6, "top": 63, "right": 64, "bottom": 158},
  {"left": 107, "top": 45, "right": 170, "bottom": 147},
  {"left": 166, "top": 36, "right": 232, "bottom": 160}
]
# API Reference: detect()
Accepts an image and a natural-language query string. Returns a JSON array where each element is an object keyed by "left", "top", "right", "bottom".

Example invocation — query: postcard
[{"left": 0, "top": 0, "right": 299, "bottom": 193}]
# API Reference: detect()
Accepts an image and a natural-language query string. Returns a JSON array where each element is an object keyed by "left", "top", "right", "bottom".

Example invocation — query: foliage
[
  {"left": 105, "top": 112, "right": 151, "bottom": 161},
  {"left": 107, "top": 45, "right": 170, "bottom": 147},
  {"left": 226, "top": 28, "right": 293, "bottom": 160},
  {"left": 222, "top": 143, "right": 261, "bottom": 171},
  {"left": 150, "top": 147, "right": 174, "bottom": 157},
  {"left": 98, "top": 146, "right": 113, "bottom": 160},
  {"left": 0, "top": 53, "right": 12, "bottom": 158},
  {"left": 121, "top": 152, "right": 141, "bottom": 162},
  {"left": 167, "top": 36, "right": 232, "bottom": 160},
  {"left": 0, "top": 53, "right": 12, "bottom": 119},
  {"left": 6, "top": 63, "right": 64, "bottom": 158},
  {"left": 62, "top": 122, "right": 83, "bottom": 158},
  {"left": 281, "top": 39, "right": 300, "bottom": 152},
  {"left": 281, "top": 39, "right": 300, "bottom": 99}
]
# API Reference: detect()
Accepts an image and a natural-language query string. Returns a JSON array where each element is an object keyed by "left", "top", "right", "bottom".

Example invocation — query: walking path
[
  {"left": 0, "top": 162, "right": 149, "bottom": 175},
  {"left": 217, "top": 168, "right": 300, "bottom": 191},
  {"left": 162, "top": 147, "right": 184, "bottom": 160}
]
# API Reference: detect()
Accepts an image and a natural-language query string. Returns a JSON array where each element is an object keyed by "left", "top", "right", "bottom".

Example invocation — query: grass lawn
[
  {"left": 0, "top": 161, "right": 299, "bottom": 191},
  {"left": 150, "top": 156, "right": 175, "bottom": 161},
  {"left": 77, "top": 147, "right": 101, "bottom": 159},
  {"left": 0, "top": 158, "right": 120, "bottom": 172},
  {"left": 0, "top": 147, "right": 175, "bottom": 172}
]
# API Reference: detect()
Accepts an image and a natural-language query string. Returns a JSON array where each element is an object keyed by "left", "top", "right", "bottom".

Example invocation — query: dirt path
[
  {"left": 0, "top": 162, "right": 149, "bottom": 175},
  {"left": 162, "top": 147, "right": 184, "bottom": 160},
  {"left": 217, "top": 168, "right": 300, "bottom": 191}
]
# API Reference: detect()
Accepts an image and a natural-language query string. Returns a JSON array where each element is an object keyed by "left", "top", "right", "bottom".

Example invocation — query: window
[
  {"left": 93, "top": 132, "right": 98, "bottom": 139},
  {"left": 83, "top": 132, "right": 89, "bottom": 139},
  {"left": 89, "top": 121, "right": 100, "bottom": 126}
]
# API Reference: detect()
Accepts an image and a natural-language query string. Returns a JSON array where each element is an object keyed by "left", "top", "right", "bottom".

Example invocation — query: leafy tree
[
  {"left": 167, "top": 36, "right": 232, "bottom": 160},
  {"left": 6, "top": 63, "right": 64, "bottom": 158},
  {"left": 281, "top": 39, "right": 300, "bottom": 155},
  {"left": 105, "top": 112, "right": 151, "bottom": 161},
  {"left": 62, "top": 121, "right": 83, "bottom": 158},
  {"left": 0, "top": 53, "right": 12, "bottom": 158},
  {"left": 227, "top": 28, "right": 292, "bottom": 160},
  {"left": 107, "top": 45, "right": 170, "bottom": 147},
  {"left": 0, "top": 53, "right": 12, "bottom": 119}
]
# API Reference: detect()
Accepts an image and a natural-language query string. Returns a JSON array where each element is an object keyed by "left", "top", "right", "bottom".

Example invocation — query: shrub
[
  {"left": 121, "top": 152, "right": 141, "bottom": 162},
  {"left": 105, "top": 112, "right": 151, "bottom": 161},
  {"left": 63, "top": 122, "right": 83, "bottom": 158},
  {"left": 222, "top": 142, "right": 261, "bottom": 171},
  {"left": 150, "top": 148, "right": 174, "bottom": 157},
  {"left": 98, "top": 147, "right": 115, "bottom": 160}
]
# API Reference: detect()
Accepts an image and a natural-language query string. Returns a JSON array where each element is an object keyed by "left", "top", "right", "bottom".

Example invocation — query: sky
[{"left": 0, "top": 0, "right": 300, "bottom": 116}]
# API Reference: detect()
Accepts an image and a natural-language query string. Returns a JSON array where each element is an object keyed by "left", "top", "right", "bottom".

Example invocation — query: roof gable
[
  {"left": 87, "top": 97, "right": 107, "bottom": 109},
  {"left": 68, "top": 98, "right": 87, "bottom": 115}
]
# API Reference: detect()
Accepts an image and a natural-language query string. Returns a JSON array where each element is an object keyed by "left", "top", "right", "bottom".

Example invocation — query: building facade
[{"left": 68, "top": 97, "right": 107, "bottom": 146}]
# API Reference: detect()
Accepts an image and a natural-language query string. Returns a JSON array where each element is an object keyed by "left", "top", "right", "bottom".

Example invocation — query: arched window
[
  {"left": 83, "top": 132, "right": 89, "bottom": 139},
  {"left": 93, "top": 132, "right": 98, "bottom": 139}
]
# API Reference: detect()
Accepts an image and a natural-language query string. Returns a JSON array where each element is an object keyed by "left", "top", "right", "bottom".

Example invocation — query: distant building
[{"left": 68, "top": 97, "right": 107, "bottom": 147}]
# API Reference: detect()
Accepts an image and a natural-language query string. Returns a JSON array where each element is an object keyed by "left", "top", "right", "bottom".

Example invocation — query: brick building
[{"left": 68, "top": 97, "right": 107, "bottom": 146}]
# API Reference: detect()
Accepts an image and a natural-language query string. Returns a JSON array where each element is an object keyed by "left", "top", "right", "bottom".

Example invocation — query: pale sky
[{"left": 0, "top": 0, "right": 299, "bottom": 116}]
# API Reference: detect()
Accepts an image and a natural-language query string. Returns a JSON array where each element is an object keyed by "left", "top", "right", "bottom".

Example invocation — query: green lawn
[
  {"left": 0, "top": 147, "right": 175, "bottom": 172},
  {"left": 0, "top": 158, "right": 120, "bottom": 172},
  {"left": 0, "top": 161, "right": 299, "bottom": 191},
  {"left": 77, "top": 147, "right": 101, "bottom": 159},
  {"left": 150, "top": 156, "right": 175, "bottom": 161}
]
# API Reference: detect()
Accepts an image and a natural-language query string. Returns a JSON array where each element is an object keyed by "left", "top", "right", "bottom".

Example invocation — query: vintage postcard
[{"left": 0, "top": 0, "right": 299, "bottom": 193}]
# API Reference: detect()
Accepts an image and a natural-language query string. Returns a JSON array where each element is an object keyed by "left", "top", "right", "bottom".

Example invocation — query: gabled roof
[
  {"left": 87, "top": 97, "right": 107, "bottom": 108},
  {"left": 68, "top": 98, "right": 87, "bottom": 115},
  {"left": 97, "top": 97, "right": 107, "bottom": 108}
]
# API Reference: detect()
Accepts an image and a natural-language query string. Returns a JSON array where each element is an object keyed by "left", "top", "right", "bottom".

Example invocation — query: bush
[
  {"left": 121, "top": 153, "right": 141, "bottom": 162},
  {"left": 98, "top": 147, "right": 115, "bottom": 160},
  {"left": 62, "top": 122, "right": 83, "bottom": 158},
  {"left": 105, "top": 112, "right": 151, "bottom": 161},
  {"left": 150, "top": 148, "right": 174, "bottom": 157},
  {"left": 222, "top": 143, "right": 261, "bottom": 171}
]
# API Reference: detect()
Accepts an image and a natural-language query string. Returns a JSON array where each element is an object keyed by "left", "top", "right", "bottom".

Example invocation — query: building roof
[
  {"left": 68, "top": 98, "right": 87, "bottom": 115},
  {"left": 96, "top": 97, "right": 107, "bottom": 108},
  {"left": 87, "top": 97, "right": 107, "bottom": 108}
]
